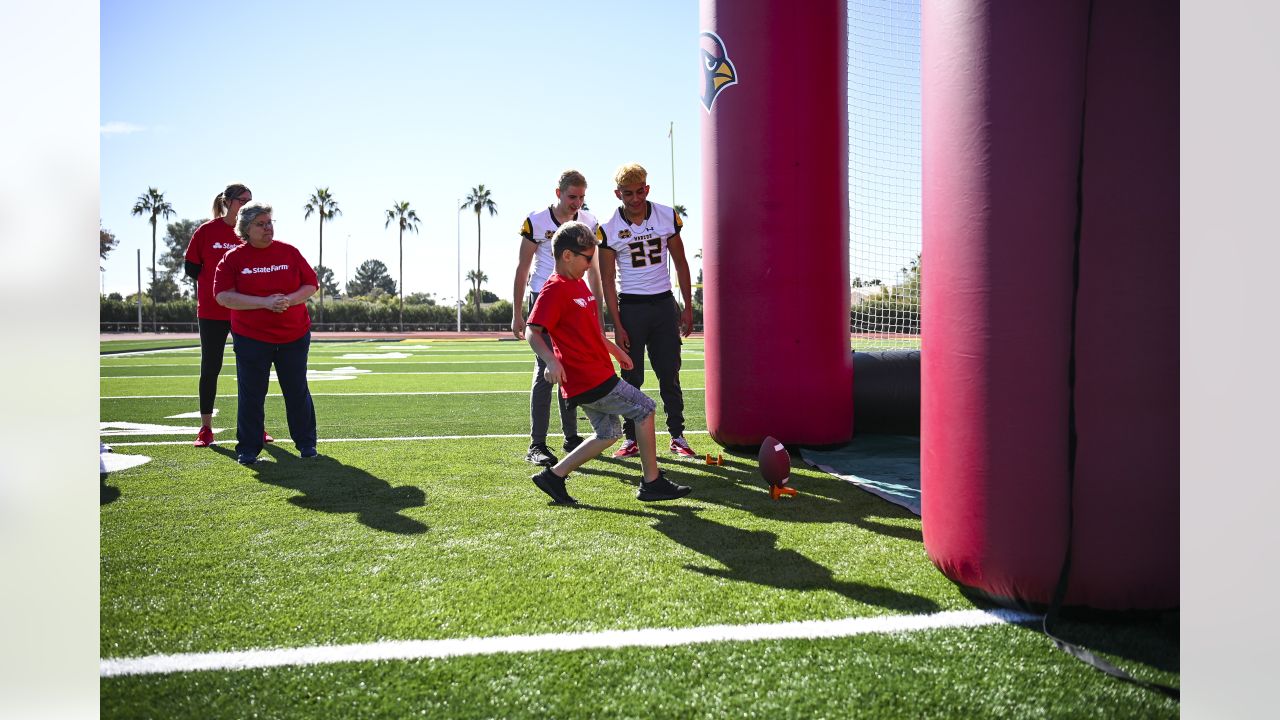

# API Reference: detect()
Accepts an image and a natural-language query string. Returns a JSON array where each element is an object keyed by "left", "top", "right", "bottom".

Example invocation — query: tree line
[{"left": 103, "top": 184, "right": 507, "bottom": 332}]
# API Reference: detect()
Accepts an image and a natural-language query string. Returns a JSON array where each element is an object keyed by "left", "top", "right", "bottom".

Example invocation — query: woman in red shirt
[
  {"left": 212, "top": 202, "right": 320, "bottom": 465},
  {"left": 183, "top": 182, "right": 273, "bottom": 448}
]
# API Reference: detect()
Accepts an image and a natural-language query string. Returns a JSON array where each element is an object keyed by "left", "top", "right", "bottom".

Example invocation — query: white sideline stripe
[
  {"left": 104, "top": 371, "right": 538, "bottom": 379},
  {"left": 101, "top": 387, "right": 706, "bottom": 400},
  {"left": 103, "top": 429, "right": 711, "bottom": 447},
  {"left": 99, "top": 360, "right": 577, "bottom": 368},
  {"left": 103, "top": 367, "right": 705, "bottom": 379},
  {"left": 100, "top": 609, "right": 1037, "bottom": 677}
]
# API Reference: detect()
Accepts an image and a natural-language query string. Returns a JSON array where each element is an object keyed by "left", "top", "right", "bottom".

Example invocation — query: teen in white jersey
[
  {"left": 597, "top": 163, "right": 697, "bottom": 458},
  {"left": 512, "top": 169, "right": 603, "bottom": 467}
]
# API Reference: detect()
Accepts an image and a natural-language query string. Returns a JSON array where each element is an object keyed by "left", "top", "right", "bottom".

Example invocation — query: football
[{"left": 757, "top": 436, "right": 791, "bottom": 488}]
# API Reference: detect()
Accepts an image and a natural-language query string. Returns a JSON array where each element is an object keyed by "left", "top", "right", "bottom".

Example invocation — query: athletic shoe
[
  {"left": 264, "top": 430, "right": 275, "bottom": 444},
  {"left": 562, "top": 435, "right": 584, "bottom": 453},
  {"left": 612, "top": 439, "right": 639, "bottom": 458},
  {"left": 531, "top": 467, "right": 577, "bottom": 505},
  {"left": 299, "top": 447, "right": 318, "bottom": 458},
  {"left": 669, "top": 436, "right": 696, "bottom": 457},
  {"left": 237, "top": 454, "right": 259, "bottom": 466},
  {"left": 193, "top": 426, "right": 214, "bottom": 447},
  {"left": 525, "top": 444, "right": 559, "bottom": 467},
  {"left": 637, "top": 471, "right": 692, "bottom": 502}
]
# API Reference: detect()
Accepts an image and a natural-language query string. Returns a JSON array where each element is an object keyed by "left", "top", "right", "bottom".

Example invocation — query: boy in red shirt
[{"left": 526, "top": 221, "right": 691, "bottom": 504}]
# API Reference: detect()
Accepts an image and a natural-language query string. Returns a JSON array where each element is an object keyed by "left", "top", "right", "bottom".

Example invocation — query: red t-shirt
[
  {"left": 528, "top": 273, "right": 615, "bottom": 399},
  {"left": 184, "top": 219, "right": 243, "bottom": 320},
  {"left": 211, "top": 240, "right": 318, "bottom": 344}
]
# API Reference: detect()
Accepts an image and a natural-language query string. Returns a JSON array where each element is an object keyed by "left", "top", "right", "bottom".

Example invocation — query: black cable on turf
[{"left": 1045, "top": 0, "right": 1178, "bottom": 700}]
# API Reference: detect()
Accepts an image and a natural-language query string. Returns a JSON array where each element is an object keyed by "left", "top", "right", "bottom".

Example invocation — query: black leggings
[{"left": 197, "top": 318, "right": 232, "bottom": 415}]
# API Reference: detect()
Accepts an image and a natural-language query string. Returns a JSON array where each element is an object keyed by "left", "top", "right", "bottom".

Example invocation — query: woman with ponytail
[{"left": 183, "top": 183, "right": 274, "bottom": 447}]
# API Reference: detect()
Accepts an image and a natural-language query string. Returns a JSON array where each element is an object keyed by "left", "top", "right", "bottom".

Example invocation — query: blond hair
[
  {"left": 558, "top": 169, "right": 587, "bottom": 192},
  {"left": 613, "top": 163, "right": 648, "bottom": 187}
]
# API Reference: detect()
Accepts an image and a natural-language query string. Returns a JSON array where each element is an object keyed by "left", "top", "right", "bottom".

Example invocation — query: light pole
[
  {"left": 669, "top": 120, "right": 676, "bottom": 208},
  {"left": 135, "top": 249, "right": 142, "bottom": 332},
  {"left": 456, "top": 198, "right": 462, "bottom": 332}
]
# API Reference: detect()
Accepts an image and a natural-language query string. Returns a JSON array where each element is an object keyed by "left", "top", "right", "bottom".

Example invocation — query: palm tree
[
  {"left": 384, "top": 201, "right": 421, "bottom": 331},
  {"left": 460, "top": 185, "right": 498, "bottom": 322},
  {"left": 303, "top": 187, "right": 342, "bottom": 324},
  {"left": 465, "top": 270, "right": 489, "bottom": 319},
  {"left": 131, "top": 187, "right": 175, "bottom": 332},
  {"left": 671, "top": 205, "right": 690, "bottom": 298}
]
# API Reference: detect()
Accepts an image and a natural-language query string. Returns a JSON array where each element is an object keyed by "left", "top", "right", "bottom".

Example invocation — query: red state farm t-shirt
[
  {"left": 527, "top": 273, "right": 615, "bottom": 399},
  {"left": 184, "top": 219, "right": 243, "bottom": 320},
  {"left": 211, "top": 240, "right": 318, "bottom": 344}
]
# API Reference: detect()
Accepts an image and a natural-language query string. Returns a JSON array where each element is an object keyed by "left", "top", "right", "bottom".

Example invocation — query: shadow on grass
[
  {"left": 211, "top": 445, "right": 427, "bottom": 534},
  {"left": 100, "top": 473, "right": 120, "bottom": 505},
  {"left": 576, "top": 502, "right": 940, "bottom": 615},
  {"left": 582, "top": 454, "right": 922, "bottom": 543},
  {"left": 1006, "top": 607, "right": 1180, "bottom": 676}
]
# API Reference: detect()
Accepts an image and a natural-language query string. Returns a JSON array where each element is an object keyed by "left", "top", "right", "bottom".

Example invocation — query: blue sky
[{"left": 101, "top": 0, "right": 704, "bottom": 302}]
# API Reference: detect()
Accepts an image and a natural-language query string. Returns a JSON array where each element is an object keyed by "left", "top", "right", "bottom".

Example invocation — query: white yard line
[
  {"left": 101, "top": 360, "right": 549, "bottom": 368},
  {"left": 104, "top": 371, "right": 541, "bottom": 379},
  {"left": 102, "top": 388, "right": 705, "bottom": 400},
  {"left": 100, "top": 608, "right": 1038, "bottom": 678},
  {"left": 104, "top": 429, "right": 711, "bottom": 447}
]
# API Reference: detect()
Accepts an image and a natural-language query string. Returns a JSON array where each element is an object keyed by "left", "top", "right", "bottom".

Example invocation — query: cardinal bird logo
[{"left": 699, "top": 31, "right": 738, "bottom": 113}]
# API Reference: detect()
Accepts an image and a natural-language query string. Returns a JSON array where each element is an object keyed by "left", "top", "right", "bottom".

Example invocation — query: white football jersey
[
  {"left": 597, "top": 201, "right": 684, "bottom": 295},
  {"left": 520, "top": 206, "right": 598, "bottom": 294}
]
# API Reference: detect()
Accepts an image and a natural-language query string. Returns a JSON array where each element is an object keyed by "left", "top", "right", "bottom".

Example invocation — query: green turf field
[
  {"left": 100, "top": 338, "right": 1176, "bottom": 718},
  {"left": 101, "top": 338, "right": 202, "bottom": 354}
]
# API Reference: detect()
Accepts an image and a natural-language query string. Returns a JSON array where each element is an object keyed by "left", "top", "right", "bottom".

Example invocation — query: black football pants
[{"left": 619, "top": 292, "right": 684, "bottom": 441}]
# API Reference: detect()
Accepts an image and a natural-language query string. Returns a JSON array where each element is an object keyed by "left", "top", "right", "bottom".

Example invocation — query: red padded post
[
  {"left": 922, "top": 0, "right": 1178, "bottom": 610},
  {"left": 700, "top": 0, "right": 853, "bottom": 448}
]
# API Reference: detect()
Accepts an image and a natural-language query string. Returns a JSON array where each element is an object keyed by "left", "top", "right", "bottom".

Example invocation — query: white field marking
[
  {"left": 98, "top": 359, "right": 594, "bottom": 368},
  {"left": 101, "top": 367, "right": 706, "bottom": 379},
  {"left": 104, "top": 371, "right": 539, "bottom": 379},
  {"left": 103, "top": 429, "right": 711, "bottom": 448},
  {"left": 338, "top": 352, "right": 414, "bottom": 359},
  {"left": 100, "top": 422, "right": 222, "bottom": 437},
  {"left": 101, "top": 452, "right": 151, "bottom": 473},
  {"left": 101, "top": 347, "right": 201, "bottom": 358},
  {"left": 100, "top": 608, "right": 1039, "bottom": 678},
  {"left": 103, "top": 351, "right": 705, "bottom": 363},
  {"left": 102, "top": 387, "right": 706, "bottom": 400},
  {"left": 166, "top": 410, "right": 216, "bottom": 419},
  {"left": 293, "top": 375, "right": 357, "bottom": 382}
]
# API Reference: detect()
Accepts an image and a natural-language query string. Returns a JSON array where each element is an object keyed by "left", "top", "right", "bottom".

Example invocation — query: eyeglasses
[
  {"left": 235, "top": 195, "right": 252, "bottom": 203},
  {"left": 251, "top": 220, "right": 274, "bottom": 228},
  {"left": 570, "top": 249, "right": 595, "bottom": 261}
]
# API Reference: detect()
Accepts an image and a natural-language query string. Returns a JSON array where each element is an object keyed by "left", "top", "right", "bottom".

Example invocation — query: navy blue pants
[{"left": 232, "top": 331, "right": 316, "bottom": 458}]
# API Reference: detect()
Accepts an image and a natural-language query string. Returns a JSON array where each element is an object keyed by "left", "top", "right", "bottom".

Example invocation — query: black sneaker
[
  {"left": 637, "top": 471, "right": 692, "bottom": 502},
  {"left": 299, "top": 447, "right": 318, "bottom": 458},
  {"left": 526, "top": 444, "right": 559, "bottom": 467},
  {"left": 237, "top": 454, "right": 260, "bottom": 466},
  {"left": 531, "top": 468, "right": 577, "bottom": 505},
  {"left": 562, "top": 435, "right": 584, "bottom": 453}
]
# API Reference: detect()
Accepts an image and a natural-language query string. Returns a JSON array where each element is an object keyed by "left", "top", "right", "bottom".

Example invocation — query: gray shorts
[{"left": 575, "top": 379, "right": 656, "bottom": 440}]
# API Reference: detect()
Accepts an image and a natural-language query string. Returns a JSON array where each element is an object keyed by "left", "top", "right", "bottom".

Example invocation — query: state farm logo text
[{"left": 241, "top": 264, "right": 290, "bottom": 275}]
